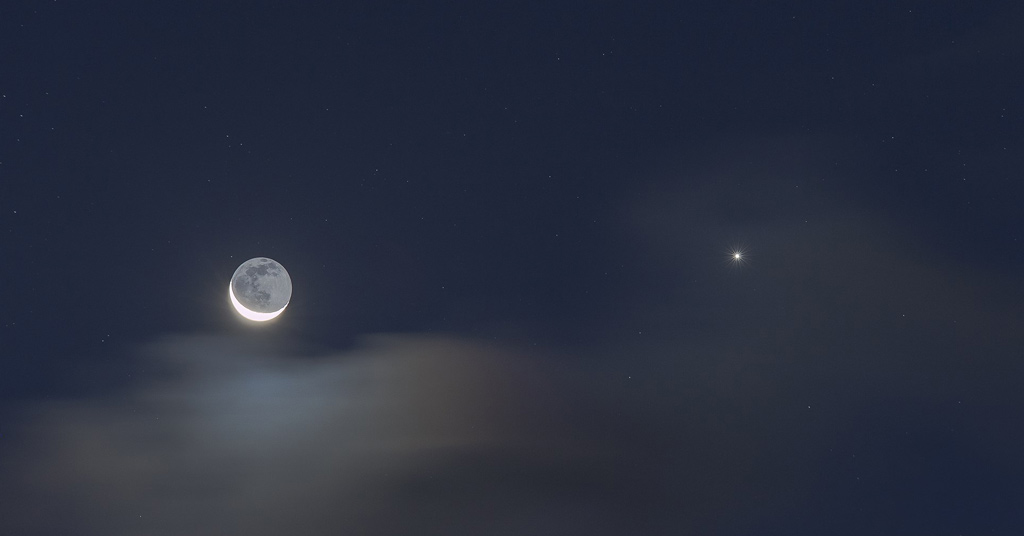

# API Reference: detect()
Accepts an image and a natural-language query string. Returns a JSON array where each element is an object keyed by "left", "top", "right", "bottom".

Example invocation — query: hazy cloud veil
[{"left": 1, "top": 334, "right": 656, "bottom": 535}]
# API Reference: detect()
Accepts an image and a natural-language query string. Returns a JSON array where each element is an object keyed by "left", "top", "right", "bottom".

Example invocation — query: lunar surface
[{"left": 229, "top": 257, "right": 292, "bottom": 321}]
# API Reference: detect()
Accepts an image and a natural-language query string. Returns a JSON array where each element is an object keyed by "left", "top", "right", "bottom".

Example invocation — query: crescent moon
[{"left": 229, "top": 283, "right": 287, "bottom": 321}]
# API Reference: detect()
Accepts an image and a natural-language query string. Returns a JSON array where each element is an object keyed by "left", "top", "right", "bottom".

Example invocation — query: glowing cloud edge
[{"left": 229, "top": 283, "right": 286, "bottom": 322}]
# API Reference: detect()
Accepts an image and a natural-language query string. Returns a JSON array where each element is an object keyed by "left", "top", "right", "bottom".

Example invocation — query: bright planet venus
[{"left": 229, "top": 257, "right": 292, "bottom": 322}]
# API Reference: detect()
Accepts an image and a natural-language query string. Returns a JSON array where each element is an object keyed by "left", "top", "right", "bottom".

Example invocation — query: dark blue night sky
[{"left": 2, "top": 2, "right": 1022, "bottom": 534}]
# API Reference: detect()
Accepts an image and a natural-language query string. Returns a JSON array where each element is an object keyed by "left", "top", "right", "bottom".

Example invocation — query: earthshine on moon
[{"left": 229, "top": 257, "right": 292, "bottom": 322}]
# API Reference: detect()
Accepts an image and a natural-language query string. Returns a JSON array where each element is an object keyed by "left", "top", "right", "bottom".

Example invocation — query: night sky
[{"left": 2, "top": 2, "right": 1023, "bottom": 534}]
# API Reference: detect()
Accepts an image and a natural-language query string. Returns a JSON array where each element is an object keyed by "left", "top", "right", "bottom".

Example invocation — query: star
[{"left": 726, "top": 246, "right": 749, "bottom": 267}]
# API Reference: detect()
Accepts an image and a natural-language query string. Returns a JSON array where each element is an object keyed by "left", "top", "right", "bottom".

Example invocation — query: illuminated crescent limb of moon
[{"left": 229, "top": 284, "right": 286, "bottom": 321}]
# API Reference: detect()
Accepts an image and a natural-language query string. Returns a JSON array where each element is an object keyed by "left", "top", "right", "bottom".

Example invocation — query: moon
[{"left": 229, "top": 257, "right": 292, "bottom": 322}]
